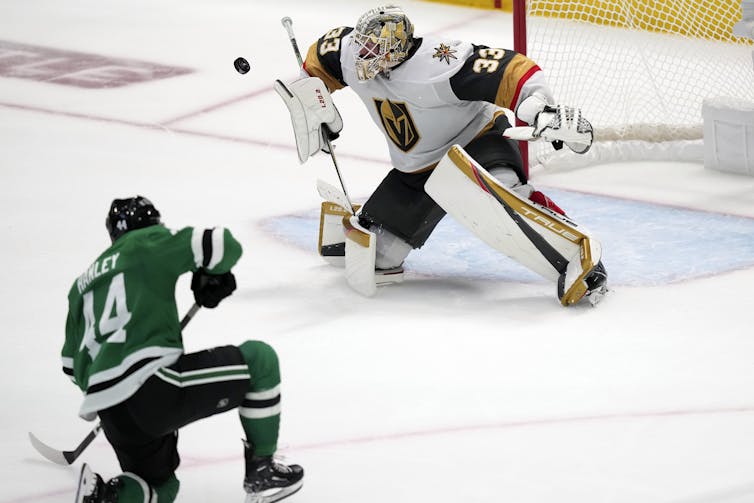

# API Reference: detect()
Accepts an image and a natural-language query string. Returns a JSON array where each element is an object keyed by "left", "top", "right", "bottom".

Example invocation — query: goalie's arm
[
  {"left": 448, "top": 45, "right": 546, "bottom": 111},
  {"left": 446, "top": 45, "right": 593, "bottom": 154},
  {"left": 276, "top": 27, "right": 352, "bottom": 164},
  {"left": 302, "top": 26, "right": 353, "bottom": 93}
]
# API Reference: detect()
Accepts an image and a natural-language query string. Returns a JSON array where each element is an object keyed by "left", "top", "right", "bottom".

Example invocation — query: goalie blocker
[
  {"left": 424, "top": 145, "right": 606, "bottom": 306},
  {"left": 274, "top": 77, "right": 343, "bottom": 164}
]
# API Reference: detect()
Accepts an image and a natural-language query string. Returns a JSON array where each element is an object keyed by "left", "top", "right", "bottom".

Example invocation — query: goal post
[
  {"left": 512, "top": 0, "right": 529, "bottom": 174},
  {"left": 513, "top": 0, "right": 754, "bottom": 169}
]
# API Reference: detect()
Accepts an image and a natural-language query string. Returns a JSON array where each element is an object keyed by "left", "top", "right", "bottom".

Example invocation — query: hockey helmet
[
  {"left": 105, "top": 195, "right": 161, "bottom": 242},
  {"left": 352, "top": 5, "right": 415, "bottom": 81}
]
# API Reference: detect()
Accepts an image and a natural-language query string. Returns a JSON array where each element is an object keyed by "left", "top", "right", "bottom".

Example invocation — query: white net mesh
[{"left": 525, "top": 0, "right": 754, "bottom": 166}]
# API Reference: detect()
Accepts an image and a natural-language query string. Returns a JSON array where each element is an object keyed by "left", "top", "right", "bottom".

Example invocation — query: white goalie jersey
[{"left": 304, "top": 27, "right": 554, "bottom": 173}]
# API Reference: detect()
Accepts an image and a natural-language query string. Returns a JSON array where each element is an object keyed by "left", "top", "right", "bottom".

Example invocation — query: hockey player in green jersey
[{"left": 64, "top": 196, "right": 303, "bottom": 503}]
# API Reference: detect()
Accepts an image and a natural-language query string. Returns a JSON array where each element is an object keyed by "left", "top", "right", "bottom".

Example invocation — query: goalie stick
[
  {"left": 317, "top": 178, "right": 352, "bottom": 211},
  {"left": 28, "top": 303, "right": 200, "bottom": 465}
]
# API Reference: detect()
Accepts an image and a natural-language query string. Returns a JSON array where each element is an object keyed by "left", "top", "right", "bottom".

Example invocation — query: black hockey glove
[{"left": 191, "top": 269, "right": 236, "bottom": 308}]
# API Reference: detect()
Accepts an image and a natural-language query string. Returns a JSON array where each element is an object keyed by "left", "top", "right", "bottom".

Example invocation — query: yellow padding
[
  {"left": 420, "top": 0, "right": 512, "bottom": 10},
  {"left": 529, "top": 0, "right": 751, "bottom": 43},
  {"left": 423, "top": 0, "right": 750, "bottom": 43}
]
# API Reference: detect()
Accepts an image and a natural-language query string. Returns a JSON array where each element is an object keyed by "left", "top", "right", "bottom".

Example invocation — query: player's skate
[
  {"left": 243, "top": 442, "right": 304, "bottom": 503},
  {"left": 74, "top": 463, "right": 119, "bottom": 503}
]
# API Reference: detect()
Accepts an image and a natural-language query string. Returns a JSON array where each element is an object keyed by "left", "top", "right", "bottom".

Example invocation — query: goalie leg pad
[
  {"left": 486, "top": 165, "right": 566, "bottom": 217},
  {"left": 341, "top": 216, "right": 405, "bottom": 296},
  {"left": 528, "top": 190, "right": 566, "bottom": 216},
  {"left": 318, "top": 201, "right": 352, "bottom": 267},
  {"left": 342, "top": 215, "right": 378, "bottom": 297},
  {"left": 425, "top": 145, "right": 604, "bottom": 306}
]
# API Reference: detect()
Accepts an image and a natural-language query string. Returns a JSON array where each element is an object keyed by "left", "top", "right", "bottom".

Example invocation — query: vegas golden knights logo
[{"left": 373, "top": 99, "right": 420, "bottom": 152}]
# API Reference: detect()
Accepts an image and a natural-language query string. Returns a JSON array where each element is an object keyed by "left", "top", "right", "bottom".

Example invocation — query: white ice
[{"left": 2, "top": 1, "right": 754, "bottom": 502}]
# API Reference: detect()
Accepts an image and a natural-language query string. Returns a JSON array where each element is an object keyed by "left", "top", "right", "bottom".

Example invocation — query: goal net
[{"left": 517, "top": 0, "right": 754, "bottom": 168}]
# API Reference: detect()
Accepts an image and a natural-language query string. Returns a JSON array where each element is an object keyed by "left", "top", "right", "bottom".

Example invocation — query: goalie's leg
[
  {"left": 358, "top": 167, "right": 447, "bottom": 270},
  {"left": 482, "top": 160, "right": 607, "bottom": 303},
  {"left": 465, "top": 112, "right": 568, "bottom": 216},
  {"left": 461, "top": 118, "right": 608, "bottom": 304},
  {"left": 425, "top": 143, "right": 608, "bottom": 306},
  {"left": 331, "top": 167, "right": 446, "bottom": 296}
]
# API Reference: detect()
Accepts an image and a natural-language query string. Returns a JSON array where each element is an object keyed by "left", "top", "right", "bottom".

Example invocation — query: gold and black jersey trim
[
  {"left": 449, "top": 45, "right": 539, "bottom": 109},
  {"left": 303, "top": 26, "right": 353, "bottom": 92},
  {"left": 498, "top": 54, "right": 540, "bottom": 110}
]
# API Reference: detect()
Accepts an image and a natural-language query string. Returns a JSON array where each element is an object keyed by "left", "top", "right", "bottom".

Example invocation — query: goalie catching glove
[
  {"left": 274, "top": 77, "right": 343, "bottom": 164},
  {"left": 505, "top": 94, "right": 593, "bottom": 154}
]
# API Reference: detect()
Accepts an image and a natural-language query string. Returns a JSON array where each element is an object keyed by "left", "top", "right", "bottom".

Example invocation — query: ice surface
[{"left": 3, "top": 1, "right": 754, "bottom": 502}]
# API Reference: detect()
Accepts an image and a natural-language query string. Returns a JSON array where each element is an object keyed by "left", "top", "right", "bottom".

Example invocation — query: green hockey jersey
[{"left": 61, "top": 224, "right": 242, "bottom": 419}]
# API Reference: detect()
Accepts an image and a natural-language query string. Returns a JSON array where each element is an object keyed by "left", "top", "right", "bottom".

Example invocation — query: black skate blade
[{"left": 245, "top": 479, "right": 303, "bottom": 503}]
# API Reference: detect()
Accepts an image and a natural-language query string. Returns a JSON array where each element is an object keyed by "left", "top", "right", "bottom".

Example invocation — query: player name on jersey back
[{"left": 76, "top": 252, "right": 120, "bottom": 294}]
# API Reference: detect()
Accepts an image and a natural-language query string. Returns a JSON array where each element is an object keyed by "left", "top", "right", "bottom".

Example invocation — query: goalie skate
[
  {"left": 583, "top": 261, "right": 609, "bottom": 306},
  {"left": 376, "top": 266, "right": 404, "bottom": 285}
]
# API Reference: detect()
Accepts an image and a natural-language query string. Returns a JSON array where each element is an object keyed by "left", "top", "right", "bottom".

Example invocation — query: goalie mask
[
  {"left": 352, "top": 5, "right": 414, "bottom": 81},
  {"left": 106, "top": 195, "right": 161, "bottom": 243}
]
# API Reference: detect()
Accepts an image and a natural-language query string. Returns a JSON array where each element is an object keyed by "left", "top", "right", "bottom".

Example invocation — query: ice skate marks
[{"left": 261, "top": 189, "right": 754, "bottom": 286}]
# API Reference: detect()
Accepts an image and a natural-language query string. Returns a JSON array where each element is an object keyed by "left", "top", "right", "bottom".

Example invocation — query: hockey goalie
[{"left": 275, "top": 4, "right": 608, "bottom": 306}]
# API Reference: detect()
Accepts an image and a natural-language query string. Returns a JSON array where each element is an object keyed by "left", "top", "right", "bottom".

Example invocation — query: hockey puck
[{"left": 234, "top": 57, "right": 250, "bottom": 75}]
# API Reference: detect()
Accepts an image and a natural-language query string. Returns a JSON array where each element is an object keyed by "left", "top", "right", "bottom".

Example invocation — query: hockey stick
[
  {"left": 316, "top": 178, "right": 353, "bottom": 211},
  {"left": 180, "top": 302, "right": 200, "bottom": 330},
  {"left": 28, "top": 302, "right": 200, "bottom": 465},
  {"left": 29, "top": 422, "right": 102, "bottom": 466},
  {"left": 320, "top": 132, "right": 356, "bottom": 215},
  {"left": 281, "top": 16, "right": 304, "bottom": 68},
  {"left": 280, "top": 16, "right": 357, "bottom": 215}
]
